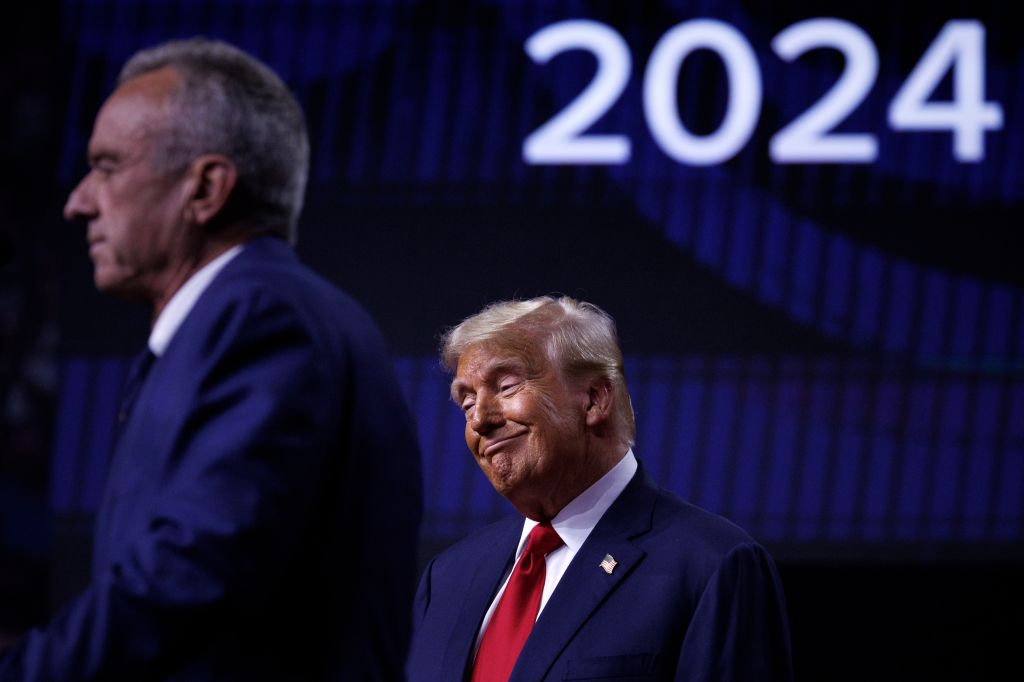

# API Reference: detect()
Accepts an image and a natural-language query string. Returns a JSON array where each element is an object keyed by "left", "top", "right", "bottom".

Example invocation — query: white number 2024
[{"left": 523, "top": 18, "right": 1003, "bottom": 166}]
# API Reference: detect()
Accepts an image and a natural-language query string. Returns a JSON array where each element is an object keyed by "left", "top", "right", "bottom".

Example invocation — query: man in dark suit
[
  {"left": 0, "top": 38, "right": 421, "bottom": 680},
  {"left": 406, "top": 297, "right": 792, "bottom": 681}
]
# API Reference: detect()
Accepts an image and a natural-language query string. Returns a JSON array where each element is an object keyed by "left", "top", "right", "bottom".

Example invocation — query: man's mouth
[{"left": 482, "top": 433, "right": 525, "bottom": 457}]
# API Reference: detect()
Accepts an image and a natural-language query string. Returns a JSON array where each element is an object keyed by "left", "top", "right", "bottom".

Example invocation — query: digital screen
[{"left": 44, "top": 0, "right": 1023, "bottom": 566}]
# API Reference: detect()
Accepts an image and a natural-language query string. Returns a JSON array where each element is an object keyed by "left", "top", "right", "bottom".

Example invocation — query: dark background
[{"left": 2, "top": 1, "right": 1021, "bottom": 679}]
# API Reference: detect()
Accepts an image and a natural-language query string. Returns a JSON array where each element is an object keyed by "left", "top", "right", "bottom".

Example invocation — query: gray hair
[
  {"left": 120, "top": 37, "right": 309, "bottom": 242},
  {"left": 441, "top": 296, "right": 636, "bottom": 445}
]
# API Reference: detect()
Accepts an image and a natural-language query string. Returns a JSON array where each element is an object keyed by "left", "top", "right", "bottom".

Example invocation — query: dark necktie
[
  {"left": 116, "top": 347, "right": 156, "bottom": 439},
  {"left": 470, "top": 522, "right": 564, "bottom": 682}
]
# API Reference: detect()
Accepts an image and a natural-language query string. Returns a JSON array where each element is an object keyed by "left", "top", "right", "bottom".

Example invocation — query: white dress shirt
[
  {"left": 148, "top": 245, "right": 244, "bottom": 356},
  {"left": 474, "top": 449, "right": 638, "bottom": 649}
]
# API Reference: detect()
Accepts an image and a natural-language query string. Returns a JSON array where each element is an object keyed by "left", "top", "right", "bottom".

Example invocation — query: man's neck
[
  {"left": 516, "top": 442, "right": 629, "bottom": 521},
  {"left": 149, "top": 234, "right": 250, "bottom": 325},
  {"left": 147, "top": 242, "right": 247, "bottom": 356}
]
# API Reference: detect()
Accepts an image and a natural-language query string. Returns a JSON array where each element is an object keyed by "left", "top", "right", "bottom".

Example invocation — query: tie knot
[{"left": 524, "top": 522, "right": 563, "bottom": 558}]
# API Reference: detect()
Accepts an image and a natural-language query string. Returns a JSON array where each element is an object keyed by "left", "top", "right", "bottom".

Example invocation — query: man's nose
[
  {"left": 63, "top": 173, "right": 96, "bottom": 222},
  {"left": 469, "top": 394, "right": 504, "bottom": 434}
]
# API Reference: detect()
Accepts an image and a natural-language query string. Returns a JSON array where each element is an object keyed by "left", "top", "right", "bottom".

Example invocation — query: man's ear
[
  {"left": 183, "top": 154, "right": 238, "bottom": 226},
  {"left": 584, "top": 377, "right": 614, "bottom": 430}
]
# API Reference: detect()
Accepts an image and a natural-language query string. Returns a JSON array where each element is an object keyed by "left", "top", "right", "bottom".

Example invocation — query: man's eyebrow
[
  {"left": 450, "top": 380, "right": 468, "bottom": 403},
  {"left": 87, "top": 150, "right": 119, "bottom": 166},
  {"left": 450, "top": 359, "right": 527, "bottom": 402}
]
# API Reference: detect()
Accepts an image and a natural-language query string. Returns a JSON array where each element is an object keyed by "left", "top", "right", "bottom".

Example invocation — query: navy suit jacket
[
  {"left": 407, "top": 464, "right": 792, "bottom": 681},
  {"left": 1, "top": 237, "right": 423, "bottom": 680}
]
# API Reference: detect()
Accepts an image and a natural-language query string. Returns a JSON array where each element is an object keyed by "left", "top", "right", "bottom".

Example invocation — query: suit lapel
[
  {"left": 509, "top": 465, "right": 659, "bottom": 682},
  {"left": 440, "top": 516, "right": 523, "bottom": 680}
]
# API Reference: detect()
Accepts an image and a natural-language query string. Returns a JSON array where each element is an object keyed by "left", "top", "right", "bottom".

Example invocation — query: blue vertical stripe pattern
[
  {"left": 668, "top": 359, "right": 707, "bottom": 501},
  {"left": 51, "top": 354, "right": 1024, "bottom": 553},
  {"left": 884, "top": 262, "right": 916, "bottom": 354},
  {"left": 50, "top": 359, "right": 90, "bottom": 513},
  {"left": 762, "top": 360, "right": 800, "bottom": 541},
  {"left": 852, "top": 250, "right": 884, "bottom": 347},
  {"left": 58, "top": 0, "right": 1024, "bottom": 361},
  {"left": 698, "top": 373, "right": 737, "bottom": 515},
  {"left": 789, "top": 221, "right": 820, "bottom": 325},
  {"left": 829, "top": 377, "right": 868, "bottom": 541},
  {"left": 81, "top": 359, "right": 123, "bottom": 511},
  {"left": 731, "top": 362, "right": 769, "bottom": 531},
  {"left": 725, "top": 187, "right": 757, "bottom": 289},
  {"left": 863, "top": 379, "right": 899, "bottom": 540},
  {"left": 994, "top": 385, "right": 1024, "bottom": 540},
  {"left": 930, "top": 384, "right": 969, "bottom": 539},
  {"left": 895, "top": 380, "right": 936, "bottom": 539},
  {"left": 963, "top": 383, "right": 1000, "bottom": 539},
  {"left": 794, "top": 369, "right": 834, "bottom": 540},
  {"left": 918, "top": 273, "right": 949, "bottom": 359},
  {"left": 952, "top": 280, "right": 982, "bottom": 357},
  {"left": 52, "top": 1, "right": 1024, "bottom": 561},
  {"left": 758, "top": 204, "right": 790, "bottom": 307},
  {"left": 821, "top": 235, "right": 853, "bottom": 339},
  {"left": 50, "top": 356, "right": 129, "bottom": 513}
]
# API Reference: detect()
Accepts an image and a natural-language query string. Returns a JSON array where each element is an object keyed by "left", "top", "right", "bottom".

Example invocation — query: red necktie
[{"left": 471, "top": 522, "right": 564, "bottom": 682}]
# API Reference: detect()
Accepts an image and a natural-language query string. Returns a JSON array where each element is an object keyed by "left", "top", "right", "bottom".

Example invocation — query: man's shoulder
[
  {"left": 655, "top": 487, "right": 753, "bottom": 540},
  {"left": 194, "top": 237, "right": 385, "bottom": 343},
  {"left": 217, "top": 238, "right": 355, "bottom": 305},
  {"left": 635, "top": 479, "right": 765, "bottom": 570},
  {"left": 428, "top": 515, "right": 522, "bottom": 569},
  {"left": 619, "top": 466, "right": 757, "bottom": 548}
]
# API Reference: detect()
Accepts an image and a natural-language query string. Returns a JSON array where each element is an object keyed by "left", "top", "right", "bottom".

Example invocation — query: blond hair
[{"left": 441, "top": 296, "right": 636, "bottom": 445}]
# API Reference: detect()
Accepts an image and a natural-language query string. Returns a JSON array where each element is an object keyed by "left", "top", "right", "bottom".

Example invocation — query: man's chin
[
  {"left": 93, "top": 271, "right": 145, "bottom": 301},
  {"left": 482, "top": 453, "right": 536, "bottom": 500}
]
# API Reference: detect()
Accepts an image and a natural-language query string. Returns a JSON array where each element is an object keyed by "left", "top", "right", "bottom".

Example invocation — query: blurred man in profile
[
  {"left": 0, "top": 38, "right": 421, "bottom": 680},
  {"left": 406, "top": 296, "right": 792, "bottom": 681}
]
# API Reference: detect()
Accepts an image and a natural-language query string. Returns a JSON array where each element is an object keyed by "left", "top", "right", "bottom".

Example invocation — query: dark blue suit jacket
[
  {"left": 1, "top": 238, "right": 423, "bottom": 680},
  {"left": 407, "top": 464, "right": 792, "bottom": 681}
]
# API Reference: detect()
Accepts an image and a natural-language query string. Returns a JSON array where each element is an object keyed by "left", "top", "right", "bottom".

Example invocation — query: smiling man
[
  {"left": 406, "top": 296, "right": 793, "bottom": 682},
  {"left": 0, "top": 38, "right": 422, "bottom": 681}
]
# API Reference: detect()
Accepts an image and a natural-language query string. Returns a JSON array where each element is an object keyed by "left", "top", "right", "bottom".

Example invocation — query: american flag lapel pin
[{"left": 599, "top": 554, "right": 618, "bottom": 574}]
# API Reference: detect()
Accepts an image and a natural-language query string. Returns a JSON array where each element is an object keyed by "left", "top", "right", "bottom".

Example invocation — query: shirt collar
[
  {"left": 518, "top": 448, "right": 638, "bottom": 556},
  {"left": 148, "top": 244, "right": 244, "bottom": 356}
]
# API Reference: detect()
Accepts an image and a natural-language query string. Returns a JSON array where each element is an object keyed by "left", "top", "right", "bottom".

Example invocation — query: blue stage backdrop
[{"left": 49, "top": 0, "right": 1022, "bottom": 569}]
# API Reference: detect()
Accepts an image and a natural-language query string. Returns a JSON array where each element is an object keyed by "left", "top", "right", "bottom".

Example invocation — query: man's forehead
[
  {"left": 455, "top": 347, "right": 528, "bottom": 379},
  {"left": 90, "top": 68, "right": 181, "bottom": 150},
  {"left": 451, "top": 340, "right": 553, "bottom": 392},
  {"left": 112, "top": 65, "right": 183, "bottom": 104}
]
